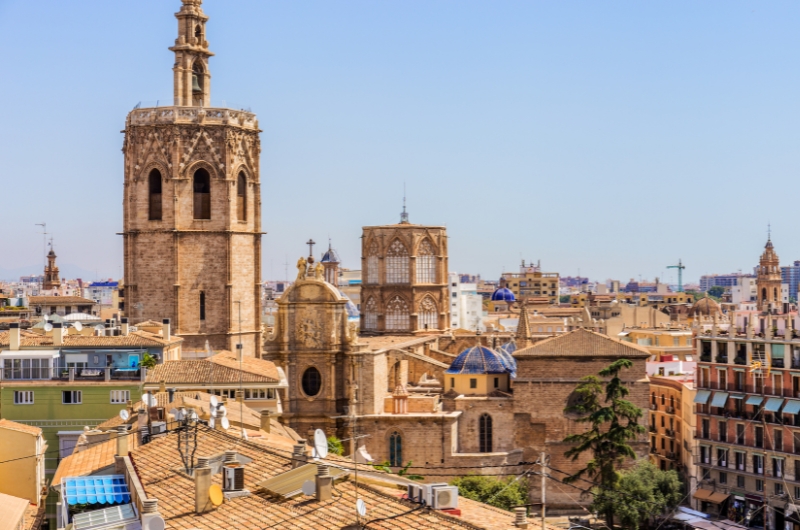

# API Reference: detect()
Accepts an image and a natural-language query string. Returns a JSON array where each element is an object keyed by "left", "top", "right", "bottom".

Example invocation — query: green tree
[
  {"left": 449, "top": 475, "right": 528, "bottom": 511},
  {"left": 140, "top": 352, "right": 157, "bottom": 369},
  {"left": 591, "top": 461, "right": 682, "bottom": 530},
  {"left": 685, "top": 290, "right": 703, "bottom": 302},
  {"left": 562, "top": 358, "right": 645, "bottom": 528},
  {"left": 326, "top": 436, "right": 344, "bottom": 456},
  {"left": 559, "top": 295, "right": 572, "bottom": 304},
  {"left": 707, "top": 286, "right": 725, "bottom": 300},
  {"left": 372, "top": 461, "right": 424, "bottom": 481}
]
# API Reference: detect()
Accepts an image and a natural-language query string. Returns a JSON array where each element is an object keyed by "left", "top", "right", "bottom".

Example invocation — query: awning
[
  {"left": 694, "top": 390, "right": 711, "bottom": 404},
  {"left": 710, "top": 392, "right": 729, "bottom": 408},
  {"left": 730, "top": 394, "right": 745, "bottom": 400},
  {"left": 0, "top": 350, "right": 60, "bottom": 360},
  {"left": 693, "top": 488, "right": 730, "bottom": 504},
  {"left": 62, "top": 475, "right": 130, "bottom": 505},
  {"left": 65, "top": 353, "right": 88, "bottom": 364},
  {"left": 618, "top": 331, "right": 630, "bottom": 337},
  {"left": 765, "top": 397, "right": 784, "bottom": 412},
  {"left": 783, "top": 400, "right": 800, "bottom": 415},
  {"left": 746, "top": 395, "right": 764, "bottom": 406}
]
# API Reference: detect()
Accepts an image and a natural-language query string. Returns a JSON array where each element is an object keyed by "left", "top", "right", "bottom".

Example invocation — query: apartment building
[{"left": 649, "top": 375, "right": 697, "bottom": 496}]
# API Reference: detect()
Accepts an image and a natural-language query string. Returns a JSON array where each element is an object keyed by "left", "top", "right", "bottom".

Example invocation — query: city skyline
[{"left": 2, "top": 1, "right": 800, "bottom": 282}]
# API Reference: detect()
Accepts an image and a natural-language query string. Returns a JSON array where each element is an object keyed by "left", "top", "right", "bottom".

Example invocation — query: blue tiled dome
[
  {"left": 499, "top": 341, "right": 517, "bottom": 355},
  {"left": 491, "top": 287, "right": 515, "bottom": 302},
  {"left": 321, "top": 247, "right": 341, "bottom": 263},
  {"left": 446, "top": 345, "right": 511, "bottom": 375}
]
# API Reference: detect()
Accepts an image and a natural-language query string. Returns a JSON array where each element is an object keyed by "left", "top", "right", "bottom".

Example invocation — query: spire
[
  {"left": 516, "top": 302, "right": 533, "bottom": 349},
  {"left": 399, "top": 183, "right": 409, "bottom": 224},
  {"left": 169, "top": 0, "right": 214, "bottom": 107}
]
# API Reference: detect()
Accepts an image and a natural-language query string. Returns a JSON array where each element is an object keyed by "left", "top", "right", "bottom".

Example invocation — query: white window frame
[
  {"left": 14, "top": 390, "right": 34, "bottom": 405},
  {"left": 62, "top": 390, "right": 82, "bottom": 405},
  {"left": 110, "top": 390, "right": 130, "bottom": 404}
]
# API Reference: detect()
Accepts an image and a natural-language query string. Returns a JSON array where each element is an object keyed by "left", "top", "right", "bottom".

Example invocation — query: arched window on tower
[
  {"left": 389, "top": 431, "right": 402, "bottom": 467},
  {"left": 386, "top": 240, "right": 409, "bottom": 284},
  {"left": 385, "top": 296, "right": 410, "bottom": 331},
  {"left": 237, "top": 172, "right": 247, "bottom": 221},
  {"left": 418, "top": 297, "right": 437, "bottom": 330},
  {"left": 193, "top": 168, "right": 211, "bottom": 219},
  {"left": 364, "top": 297, "right": 378, "bottom": 330},
  {"left": 192, "top": 61, "right": 205, "bottom": 105},
  {"left": 195, "top": 25, "right": 203, "bottom": 41},
  {"left": 479, "top": 414, "right": 493, "bottom": 452},
  {"left": 366, "top": 240, "right": 379, "bottom": 284},
  {"left": 774, "top": 287, "right": 778, "bottom": 301},
  {"left": 148, "top": 169, "right": 162, "bottom": 221},
  {"left": 416, "top": 239, "right": 436, "bottom": 283},
  {"left": 762, "top": 288, "right": 767, "bottom": 302}
]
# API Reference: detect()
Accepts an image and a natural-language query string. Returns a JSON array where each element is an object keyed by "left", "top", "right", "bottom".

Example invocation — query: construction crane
[{"left": 667, "top": 259, "right": 686, "bottom": 292}]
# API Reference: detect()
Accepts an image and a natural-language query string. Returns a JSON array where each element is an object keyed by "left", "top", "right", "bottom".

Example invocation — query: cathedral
[{"left": 122, "top": 0, "right": 262, "bottom": 355}]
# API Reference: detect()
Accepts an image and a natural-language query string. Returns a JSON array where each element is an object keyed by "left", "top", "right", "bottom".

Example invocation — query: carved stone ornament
[{"left": 297, "top": 317, "right": 322, "bottom": 349}]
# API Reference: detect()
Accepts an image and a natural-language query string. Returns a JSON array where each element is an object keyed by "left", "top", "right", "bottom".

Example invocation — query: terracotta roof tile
[
  {"left": 0, "top": 329, "right": 181, "bottom": 348},
  {"left": 128, "top": 426, "right": 490, "bottom": 529},
  {"left": 146, "top": 359, "right": 279, "bottom": 385},
  {"left": 208, "top": 351, "right": 280, "bottom": 381},
  {"left": 28, "top": 296, "right": 95, "bottom": 305},
  {"left": 0, "top": 493, "right": 28, "bottom": 530},
  {"left": 52, "top": 431, "right": 140, "bottom": 484},
  {"left": 0, "top": 419, "right": 42, "bottom": 436},
  {"left": 514, "top": 328, "right": 651, "bottom": 358}
]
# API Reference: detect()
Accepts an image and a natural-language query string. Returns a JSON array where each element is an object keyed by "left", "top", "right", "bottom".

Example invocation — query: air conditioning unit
[
  {"left": 430, "top": 485, "right": 459, "bottom": 510},
  {"left": 406, "top": 484, "right": 424, "bottom": 503},
  {"left": 150, "top": 421, "right": 166, "bottom": 435},
  {"left": 223, "top": 464, "right": 245, "bottom": 492},
  {"left": 411, "top": 483, "right": 449, "bottom": 505}
]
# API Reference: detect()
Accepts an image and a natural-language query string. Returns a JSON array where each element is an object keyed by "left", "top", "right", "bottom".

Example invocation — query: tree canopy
[{"left": 449, "top": 475, "right": 528, "bottom": 512}]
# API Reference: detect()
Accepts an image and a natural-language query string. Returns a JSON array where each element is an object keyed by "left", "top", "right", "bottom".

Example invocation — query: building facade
[
  {"left": 122, "top": 0, "right": 262, "bottom": 355},
  {"left": 448, "top": 272, "right": 484, "bottom": 331},
  {"left": 360, "top": 216, "right": 449, "bottom": 334},
  {"left": 501, "top": 261, "right": 560, "bottom": 304},
  {"left": 781, "top": 262, "right": 800, "bottom": 303}
]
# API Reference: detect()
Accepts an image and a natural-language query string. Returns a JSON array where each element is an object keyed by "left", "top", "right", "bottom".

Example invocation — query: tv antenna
[{"left": 35, "top": 223, "right": 47, "bottom": 287}]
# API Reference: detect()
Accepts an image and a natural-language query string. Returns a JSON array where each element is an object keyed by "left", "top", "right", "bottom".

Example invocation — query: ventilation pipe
[
  {"left": 116, "top": 425, "right": 129, "bottom": 457},
  {"left": 315, "top": 465, "right": 332, "bottom": 502},
  {"left": 121, "top": 317, "right": 129, "bottom": 336},
  {"left": 162, "top": 319, "right": 170, "bottom": 341},
  {"left": 53, "top": 322, "right": 64, "bottom": 346},
  {"left": 9, "top": 323, "right": 20, "bottom": 351},
  {"left": 194, "top": 457, "right": 213, "bottom": 514}
]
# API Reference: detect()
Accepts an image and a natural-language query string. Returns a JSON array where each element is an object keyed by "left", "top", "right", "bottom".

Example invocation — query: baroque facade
[
  {"left": 122, "top": 0, "right": 262, "bottom": 355},
  {"left": 360, "top": 216, "right": 449, "bottom": 334}
]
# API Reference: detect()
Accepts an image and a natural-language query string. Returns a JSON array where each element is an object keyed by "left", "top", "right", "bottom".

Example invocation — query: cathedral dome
[
  {"left": 446, "top": 345, "right": 511, "bottom": 375},
  {"left": 691, "top": 296, "right": 721, "bottom": 317},
  {"left": 491, "top": 287, "right": 515, "bottom": 302},
  {"left": 494, "top": 346, "right": 517, "bottom": 378},
  {"left": 321, "top": 247, "right": 341, "bottom": 263}
]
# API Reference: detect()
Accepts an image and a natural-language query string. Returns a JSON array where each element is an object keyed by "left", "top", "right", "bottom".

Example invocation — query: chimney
[
  {"left": 116, "top": 425, "right": 129, "bottom": 457},
  {"left": 159, "top": 380, "right": 166, "bottom": 393},
  {"left": 121, "top": 317, "right": 129, "bottom": 336},
  {"left": 53, "top": 323, "right": 64, "bottom": 346},
  {"left": 292, "top": 440, "right": 307, "bottom": 469},
  {"left": 140, "top": 498, "right": 163, "bottom": 530},
  {"left": 260, "top": 410, "right": 271, "bottom": 433},
  {"left": 9, "top": 323, "right": 20, "bottom": 351},
  {"left": 168, "top": 388, "right": 175, "bottom": 403},
  {"left": 162, "top": 319, "right": 170, "bottom": 341},
  {"left": 514, "top": 507, "right": 529, "bottom": 528},
  {"left": 194, "top": 457, "right": 213, "bottom": 514},
  {"left": 235, "top": 390, "right": 244, "bottom": 403},
  {"left": 315, "top": 465, "right": 332, "bottom": 502}
]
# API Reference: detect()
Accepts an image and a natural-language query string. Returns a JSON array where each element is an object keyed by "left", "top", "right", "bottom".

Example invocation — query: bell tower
[
  {"left": 43, "top": 243, "right": 60, "bottom": 291},
  {"left": 170, "top": 0, "right": 213, "bottom": 107},
  {"left": 757, "top": 235, "right": 782, "bottom": 312},
  {"left": 122, "top": 0, "right": 263, "bottom": 356}
]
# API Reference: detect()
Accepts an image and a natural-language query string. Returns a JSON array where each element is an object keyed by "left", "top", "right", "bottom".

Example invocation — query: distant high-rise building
[{"left": 781, "top": 261, "right": 800, "bottom": 302}]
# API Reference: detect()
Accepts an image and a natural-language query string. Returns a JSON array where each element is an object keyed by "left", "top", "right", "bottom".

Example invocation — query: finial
[
  {"left": 306, "top": 239, "right": 316, "bottom": 264},
  {"left": 400, "top": 183, "right": 409, "bottom": 224}
]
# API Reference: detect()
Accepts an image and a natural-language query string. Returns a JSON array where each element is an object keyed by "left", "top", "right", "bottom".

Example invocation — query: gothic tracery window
[
  {"left": 366, "top": 240, "right": 379, "bottom": 284},
  {"left": 416, "top": 239, "right": 436, "bottom": 284},
  {"left": 418, "top": 297, "right": 437, "bottom": 330},
  {"left": 148, "top": 169, "right": 162, "bottom": 221},
  {"left": 193, "top": 168, "right": 211, "bottom": 219},
  {"left": 364, "top": 297, "right": 378, "bottom": 330},
  {"left": 389, "top": 431, "right": 402, "bottom": 467},
  {"left": 385, "top": 239, "right": 409, "bottom": 284},
  {"left": 237, "top": 172, "right": 247, "bottom": 221},
  {"left": 385, "top": 296, "right": 410, "bottom": 331},
  {"left": 479, "top": 413, "right": 493, "bottom": 453}
]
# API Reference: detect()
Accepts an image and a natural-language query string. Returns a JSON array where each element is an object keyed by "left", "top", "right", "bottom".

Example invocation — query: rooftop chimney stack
[
  {"left": 514, "top": 507, "right": 529, "bottom": 528},
  {"left": 9, "top": 323, "right": 20, "bottom": 351},
  {"left": 194, "top": 457, "right": 213, "bottom": 514},
  {"left": 121, "top": 317, "right": 129, "bottom": 336},
  {"left": 292, "top": 440, "right": 307, "bottom": 469},
  {"left": 53, "top": 322, "right": 64, "bottom": 346},
  {"left": 162, "top": 319, "right": 170, "bottom": 341},
  {"left": 315, "top": 465, "right": 332, "bottom": 502},
  {"left": 260, "top": 410, "right": 271, "bottom": 433},
  {"left": 116, "top": 425, "right": 129, "bottom": 457}
]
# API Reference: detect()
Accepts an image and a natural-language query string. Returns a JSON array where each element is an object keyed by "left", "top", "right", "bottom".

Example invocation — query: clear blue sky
[{"left": 1, "top": 0, "right": 799, "bottom": 284}]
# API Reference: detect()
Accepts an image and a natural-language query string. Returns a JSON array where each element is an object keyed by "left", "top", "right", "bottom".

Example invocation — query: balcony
[
  {"left": 700, "top": 354, "right": 712, "bottom": 363},
  {"left": 715, "top": 355, "right": 729, "bottom": 363},
  {"left": 734, "top": 357, "right": 747, "bottom": 366},
  {"left": 666, "top": 406, "right": 675, "bottom": 414},
  {"left": 650, "top": 404, "right": 658, "bottom": 411},
  {"left": 649, "top": 426, "right": 657, "bottom": 433},
  {"left": 665, "top": 429, "right": 675, "bottom": 437},
  {"left": 2, "top": 366, "right": 144, "bottom": 382}
]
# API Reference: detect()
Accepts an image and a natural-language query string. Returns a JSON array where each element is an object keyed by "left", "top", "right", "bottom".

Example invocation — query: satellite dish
[
  {"left": 356, "top": 499, "right": 367, "bottom": 517},
  {"left": 143, "top": 393, "right": 156, "bottom": 407},
  {"left": 217, "top": 405, "right": 226, "bottom": 417},
  {"left": 301, "top": 480, "right": 316, "bottom": 496},
  {"left": 221, "top": 416, "right": 230, "bottom": 430},
  {"left": 74, "top": 321, "right": 83, "bottom": 331},
  {"left": 313, "top": 429, "right": 328, "bottom": 460},
  {"left": 209, "top": 416, "right": 215, "bottom": 429},
  {"left": 43, "top": 314, "right": 49, "bottom": 321},
  {"left": 119, "top": 409, "right": 130, "bottom": 421},
  {"left": 209, "top": 395, "right": 218, "bottom": 408},
  {"left": 208, "top": 484, "right": 224, "bottom": 507},
  {"left": 44, "top": 323, "right": 53, "bottom": 332},
  {"left": 189, "top": 410, "right": 199, "bottom": 422}
]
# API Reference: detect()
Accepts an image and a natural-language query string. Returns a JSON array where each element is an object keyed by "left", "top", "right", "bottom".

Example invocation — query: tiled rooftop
[
  {"left": 515, "top": 328, "right": 651, "bottom": 358},
  {"left": 128, "top": 426, "right": 498, "bottom": 529},
  {"left": 145, "top": 359, "right": 280, "bottom": 385},
  {"left": 52, "top": 431, "right": 140, "bottom": 485},
  {"left": 208, "top": 350, "right": 280, "bottom": 381},
  {"left": 0, "top": 329, "right": 181, "bottom": 348},
  {"left": 0, "top": 418, "right": 42, "bottom": 436},
  {"left": 28, "top": 296, "right": 95, "bottom": 305}
]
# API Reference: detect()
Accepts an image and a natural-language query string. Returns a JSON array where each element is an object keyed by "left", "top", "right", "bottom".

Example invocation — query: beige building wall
[
  {"left": 446, "top": 373, "right": 510, "bottom": 395},
  {"left": 0, "top": 423, "right": 45, "bottom": 505}
]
